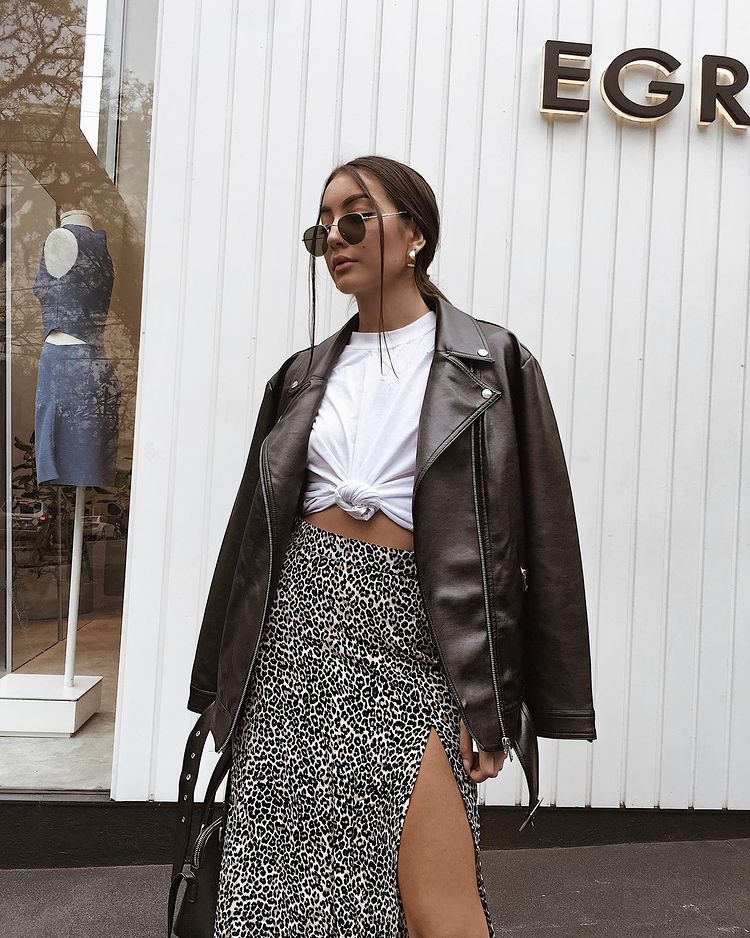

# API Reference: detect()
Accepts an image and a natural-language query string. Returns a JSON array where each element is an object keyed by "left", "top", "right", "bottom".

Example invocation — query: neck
[
  {"left": 353, "top": 281, "right": 431, "bottom": 333},
  {"left": 61, "top": 211, "right": 93, "bottom": 229}
]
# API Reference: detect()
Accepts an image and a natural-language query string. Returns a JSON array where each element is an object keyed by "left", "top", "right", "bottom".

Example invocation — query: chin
[
  {"left": 331, "top": 274, "right": 359, "bottom": 295},
  {"left": 333, "top": 272, "right": 378, "bottom": 296}
]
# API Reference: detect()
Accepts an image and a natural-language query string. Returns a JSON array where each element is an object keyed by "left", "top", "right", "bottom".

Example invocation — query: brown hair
[{"left": 302, "top": 155, "right": 450, "bottom": 377}]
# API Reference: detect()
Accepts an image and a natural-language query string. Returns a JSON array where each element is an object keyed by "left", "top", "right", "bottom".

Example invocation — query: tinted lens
[
  {"left": 338, "top": 212, "right": 366, "bottom": 245},
  {"left": 302, "top": 225, "right": 328, "bottom": 256}
]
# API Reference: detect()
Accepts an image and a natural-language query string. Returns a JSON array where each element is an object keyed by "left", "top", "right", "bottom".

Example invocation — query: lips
[{"left": 333, "top": 256, "right": 356, "bottom": 270}]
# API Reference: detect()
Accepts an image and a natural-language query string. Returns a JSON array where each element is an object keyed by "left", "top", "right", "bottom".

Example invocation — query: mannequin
[
  {"left": 33, "top": 209, "right": 120, "bottom": 689},
  {"left": 0, "top": 211, "right": 111, "bottom": 736}
]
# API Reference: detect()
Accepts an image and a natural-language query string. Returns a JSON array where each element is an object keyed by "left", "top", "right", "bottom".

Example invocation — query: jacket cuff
[
  {"left": 187, "top": 684, "right": 216, "bottom": 713},
  {"left": 530, "top": 707, "right": 597, "bottom": 740}
]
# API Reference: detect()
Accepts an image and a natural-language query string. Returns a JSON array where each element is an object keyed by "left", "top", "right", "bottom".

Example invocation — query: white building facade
[{"left": 2, "top": 0, "right": 748, "bottom": 813}]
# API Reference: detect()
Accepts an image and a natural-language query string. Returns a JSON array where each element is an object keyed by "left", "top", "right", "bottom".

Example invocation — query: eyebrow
[{"left": 320, "top": 192, "right": 374, "bottom": 214}]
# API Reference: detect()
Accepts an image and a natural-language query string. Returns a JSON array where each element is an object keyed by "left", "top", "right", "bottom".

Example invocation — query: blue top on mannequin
[{"left": 33, "top": 224, "right": 114, "bottom": 346}]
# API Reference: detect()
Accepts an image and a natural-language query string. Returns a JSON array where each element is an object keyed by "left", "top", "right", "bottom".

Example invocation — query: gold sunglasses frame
[{"left": 302, "top": 211, "right": 409, "bottom": 256}]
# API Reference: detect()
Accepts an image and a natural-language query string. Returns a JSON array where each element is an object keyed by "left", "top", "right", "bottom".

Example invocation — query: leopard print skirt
[{"left": 213, "top": 514, "right": 496, "bottom": 937}]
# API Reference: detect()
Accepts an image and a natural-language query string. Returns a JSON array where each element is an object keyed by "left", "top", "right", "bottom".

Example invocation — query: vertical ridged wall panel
[{"left": 113, "top": 0, "right": 750, "bottom": 810}]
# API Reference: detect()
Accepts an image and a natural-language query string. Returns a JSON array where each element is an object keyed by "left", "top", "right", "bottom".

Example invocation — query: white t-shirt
[{"left": 302, "top": 309, "right": 437, "bottom": 532}]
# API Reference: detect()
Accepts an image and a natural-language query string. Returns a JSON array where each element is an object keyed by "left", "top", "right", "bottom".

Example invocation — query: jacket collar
[{"left": 266, "top": 295, "right": 502, "bottom": 517}]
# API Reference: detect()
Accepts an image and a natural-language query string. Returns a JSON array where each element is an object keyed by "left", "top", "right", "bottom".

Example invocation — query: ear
[{"left": 409, "top": 221, "right": 426, "bottom": 251}]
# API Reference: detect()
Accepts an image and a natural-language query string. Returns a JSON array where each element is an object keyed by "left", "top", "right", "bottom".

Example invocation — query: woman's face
[{"left": 318, "top": 172, "right": 423, "bottom": 296}]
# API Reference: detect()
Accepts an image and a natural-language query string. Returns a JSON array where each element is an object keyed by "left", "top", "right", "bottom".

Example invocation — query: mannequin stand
[
  {"left": 0, "top": 486, "right": 103, "bottom": 737},
  {"left": 64, "top": 485, "right": 86, "bottom": 686}
]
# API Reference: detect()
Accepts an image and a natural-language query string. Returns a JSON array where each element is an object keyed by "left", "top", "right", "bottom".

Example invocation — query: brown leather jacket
[{"left": 187, "top": 295, "right": 597, "bottom": 832}]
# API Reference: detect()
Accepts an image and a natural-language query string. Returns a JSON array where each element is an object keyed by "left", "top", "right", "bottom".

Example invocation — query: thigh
[{"left": 397, "top": 727, "right": 490, "bottom": 938}]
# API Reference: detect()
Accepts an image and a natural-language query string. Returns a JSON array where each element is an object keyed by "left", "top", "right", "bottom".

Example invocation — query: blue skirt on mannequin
[{"left": 34, "top": 341, "right": 121, "bottom": 487}]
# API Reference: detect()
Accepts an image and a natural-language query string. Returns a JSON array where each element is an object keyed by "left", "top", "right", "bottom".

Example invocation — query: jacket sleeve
[
  {"left": 514, "top": 349, "right": 597, "bottom": 741},
  {"left": 187, "top": 369, "right": 285, "bottom": 713}
]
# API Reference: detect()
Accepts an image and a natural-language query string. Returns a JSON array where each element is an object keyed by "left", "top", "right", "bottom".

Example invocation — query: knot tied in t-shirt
[{"left": 334, "top": 480, "right": 383, "bottom": 522}]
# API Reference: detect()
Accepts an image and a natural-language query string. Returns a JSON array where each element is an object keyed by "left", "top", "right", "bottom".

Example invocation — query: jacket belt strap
[{"left": 513, "top": 701, "right": 544, "bottom": 832}]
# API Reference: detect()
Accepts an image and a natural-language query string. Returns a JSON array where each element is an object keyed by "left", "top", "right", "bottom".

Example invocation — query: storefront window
[{"left": 0, "top": 0, "right": 155, "bottom": 790}]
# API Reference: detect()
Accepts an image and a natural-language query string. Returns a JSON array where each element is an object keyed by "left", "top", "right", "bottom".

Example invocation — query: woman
[{"left": 193, "top": 155, "right": 597, "bottom": 937}]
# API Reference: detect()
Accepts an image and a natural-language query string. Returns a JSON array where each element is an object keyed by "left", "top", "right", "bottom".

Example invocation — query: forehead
[{"left": 320, "top": 172, "right": 390, "bottom": 213}]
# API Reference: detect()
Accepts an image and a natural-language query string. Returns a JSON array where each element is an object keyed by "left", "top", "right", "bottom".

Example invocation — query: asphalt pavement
[{"left": 2, "top": 839, "right": 749, "bottom": 937}]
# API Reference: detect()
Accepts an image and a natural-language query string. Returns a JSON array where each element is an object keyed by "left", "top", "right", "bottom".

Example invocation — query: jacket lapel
[
  {"left": 261, "top": 295, "right": 502, "bottom": 544},
  {"left": 260, "top": 313, "right": 358, "bottom": 553},
  {"left": 413, "top": 297, "right": 502, "bottom": 501},
  {"left": 261, "top": 310, "right": 357, "bottom": 491}
]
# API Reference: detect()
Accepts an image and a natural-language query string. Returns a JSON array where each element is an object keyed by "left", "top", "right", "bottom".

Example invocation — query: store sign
[{"left": 540, "top": 40, "right": 750, "bottom": 129}]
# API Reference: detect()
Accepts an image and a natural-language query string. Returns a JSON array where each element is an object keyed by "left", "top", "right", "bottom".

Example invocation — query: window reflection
[{"left": 0, "top": 0, "right": 155, "bottom": 790}]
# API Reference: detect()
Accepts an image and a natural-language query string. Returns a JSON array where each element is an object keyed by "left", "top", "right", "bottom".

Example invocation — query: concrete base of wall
[{"left": 1, "top": 800, "right": 749, "bottom": 868}]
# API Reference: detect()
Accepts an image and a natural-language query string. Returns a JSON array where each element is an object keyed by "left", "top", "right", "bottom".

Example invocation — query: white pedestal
[{"left": 0, "top": 673, "right": 103, "bottom": 737}]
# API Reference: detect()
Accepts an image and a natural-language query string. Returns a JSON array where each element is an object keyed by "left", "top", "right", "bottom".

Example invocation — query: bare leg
[{"left": 397, "top": 727, "right": 491, "bottom": 938}]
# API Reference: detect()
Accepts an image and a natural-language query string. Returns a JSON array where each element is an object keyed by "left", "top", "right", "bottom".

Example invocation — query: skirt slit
[
  {"left": 393, "top": 720, "right": 495, "bottom": 937},
  {"left": 214, "top": 514, "right": 496, "bottom": 938}
]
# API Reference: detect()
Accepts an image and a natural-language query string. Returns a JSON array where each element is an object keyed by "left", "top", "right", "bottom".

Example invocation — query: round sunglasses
[{"left": 302, "top": 211, "right": 410, "bottom": 257}]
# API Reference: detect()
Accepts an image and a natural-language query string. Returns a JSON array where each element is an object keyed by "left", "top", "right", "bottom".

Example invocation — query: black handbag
[{"left": 167, "top": 704, "right": 233, "bottom": 938}]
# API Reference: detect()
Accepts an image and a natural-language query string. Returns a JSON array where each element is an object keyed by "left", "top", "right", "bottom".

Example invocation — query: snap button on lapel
[
  {"left": 290, "top": 380, "right": 299, "bottom": 388},
  {"left": 477, "top": 348, "right": 489, "bottom": 356},
  {"left": 481, "top": 387, "right": 493, "bottom": 399}
]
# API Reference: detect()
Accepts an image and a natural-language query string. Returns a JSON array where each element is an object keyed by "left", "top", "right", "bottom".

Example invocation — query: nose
[{"left": 325, "top": 218, "right": 347, "bottom": 253}]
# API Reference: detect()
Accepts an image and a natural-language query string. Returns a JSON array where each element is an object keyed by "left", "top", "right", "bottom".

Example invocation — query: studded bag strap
[{"left": 171, "top": 705, "right": 230, "bottom": 881}]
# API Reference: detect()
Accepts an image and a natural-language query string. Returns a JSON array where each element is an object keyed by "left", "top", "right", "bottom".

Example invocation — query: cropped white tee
[{"left": 302, "top": 309, "right": 437, "bottom": 532}]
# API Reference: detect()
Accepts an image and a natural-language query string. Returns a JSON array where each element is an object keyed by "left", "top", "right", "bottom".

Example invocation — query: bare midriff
[{"left": 302, "top": 504, "right": 414, "bottom": 551}]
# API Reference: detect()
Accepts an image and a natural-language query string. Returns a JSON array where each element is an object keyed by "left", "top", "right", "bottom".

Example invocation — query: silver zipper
[
  {"left": 410, "top": 384, "right": 504, "bottom": 753},
  {"left": 520, "top": 566, "right": 528, "bottom": 591},
  {"left": 218, "top": 434, "right": 275, "bottom": 753},
  {"left": 192, "top": 816, "right": 222, "bottom": 868},
  {"left": 471, "top": 416, "right": 512, "bottom": 760},
  {"left": 411, "top": 405, "right": 498, "bottom": 743}
]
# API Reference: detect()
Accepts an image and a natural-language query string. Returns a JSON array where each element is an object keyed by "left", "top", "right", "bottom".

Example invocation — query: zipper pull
[
  {"left": 502, "top": 736, "right": 514, "bottom": 761},
  {"left": 520, "top": 566, "right": 528, "bottom": 591}
]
